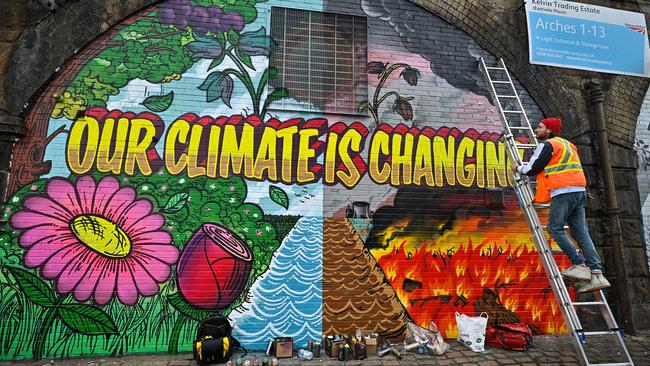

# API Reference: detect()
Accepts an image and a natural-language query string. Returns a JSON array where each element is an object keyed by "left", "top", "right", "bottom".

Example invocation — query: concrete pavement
[{"left": 2, "top": 332, "right": 649, "bottom": 366}]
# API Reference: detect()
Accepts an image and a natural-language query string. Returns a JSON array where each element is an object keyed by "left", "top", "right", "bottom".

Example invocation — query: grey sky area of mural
[{"left": 322, "top": 0, "right": 543, "bottom": 216}]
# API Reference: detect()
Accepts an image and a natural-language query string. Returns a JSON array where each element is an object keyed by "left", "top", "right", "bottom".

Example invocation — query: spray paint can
[
  {"left": 344, "top": 344, "right": 351, "bottom": 360},
  {"left": 261, "top": 358, "right": 269, "bottom": 366},
  {"left": 390, "top": 346, "right": 403, "bottom": 359},
  {"left": 404, "top": 341, "right": 420, "bottom": 351},
  {"left": 314, "top": 342, "right": 321, "bottom": 357},
  {"left": 377, "top": 345, "right": 391, "bottom": 357},
  {"left": 307, "top": 339, "right": 313, "bottom": 352},
  {"left": 236, "top": 358, "right": 243, "bottom": 366},
  {"left": 226, "top": 361, "right": 233, "bottom": 366},
  {"left": 337, "top": 344, "right": 345, "bottom": 361}
]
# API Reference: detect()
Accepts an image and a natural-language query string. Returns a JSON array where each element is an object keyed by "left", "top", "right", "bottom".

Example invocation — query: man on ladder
[{"left": 511, "top": 117, "right": 610, "bottom": 293}]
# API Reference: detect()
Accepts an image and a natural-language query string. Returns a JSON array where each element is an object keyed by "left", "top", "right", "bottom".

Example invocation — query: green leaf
[
  {"left": 227, "top": 30, "right": 240, "bottom": 46},
  {"left": 5, "top": 265, "right": 56, "bottom": 307},
  {"left": 208, "top": 52, "right": 227, "bottom": 71},
  {"left": 58, "top": 304, "right": 118, "bottom": 335},
  {"left": 141, "top": 91, "right": 174, "bottom": 113},
  {"left": 216, "top": 32, "right": 227, "bottom": 47},
  {"left": 168, "top": 292, "right": 212, "bottom": 322},
  {"left": 266, "top": 87, "right": 289, "bottom": 104},
  {"left": 180, "top": 28, "right": 196, "bottom": 46},
  {"left": 235, "top": 48, "right": 255, "bottom": 70},
  {"left": 161, "top": 192, "right": 189, "bottom": 213},
  {"left": 268, "top": 66, "right": 279, "bottom": 79},
  {"left": 269, "top": 185, "right": 289, "bottom": 209},
  {"left": 356, "top": 101, "right": 369, "bottom": 112}
]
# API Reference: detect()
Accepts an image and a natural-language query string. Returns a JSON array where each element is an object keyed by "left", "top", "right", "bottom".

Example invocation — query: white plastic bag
[{"left": 455, "top": 312, "right": 488, "bottom": 352}]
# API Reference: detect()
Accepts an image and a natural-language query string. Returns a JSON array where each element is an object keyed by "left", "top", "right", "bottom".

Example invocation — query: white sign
[{"left": 525, "top": 0, "right": 650, "bottom": 77}]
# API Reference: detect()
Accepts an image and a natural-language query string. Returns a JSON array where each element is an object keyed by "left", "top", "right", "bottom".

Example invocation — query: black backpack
[{"left": 193, "top": 315, "right": 242, "bottom": 365}]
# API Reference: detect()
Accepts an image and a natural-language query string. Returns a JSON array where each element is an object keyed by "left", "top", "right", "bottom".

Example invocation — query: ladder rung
[
  {"left": 492, "top": 80, "right": 510, "bottom": 84},
  {"left": 580, "top": 330, "right": 619, "bottom": 336},
  {"left": 516, "top": 143, "right": 537, "bottom": 148},
  {"left": 486, "top": 66, "right": 506, "bottom": 70},
  {"left": 573, "top": 301, "right": 606, "bottom": 306},
  {"left": 503, "top": 110, "right": 524, "bottom": 114},
  {"left": 497, "top": 95, "right": 518, "bottom": 98},
  {"left": 541, "top": 225, "right": 570, "bottom": 230},
  {"left": 508, "top": 126, "right": 529, "bottom": 129},
  {"left": 533, "top": 203, "right": 550, "bottom": 209},
  {"left": 587, "top": 363, "right": 633, "bottom": 366}
]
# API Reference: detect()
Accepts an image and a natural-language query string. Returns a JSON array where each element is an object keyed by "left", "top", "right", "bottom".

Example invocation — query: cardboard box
[
  {"left": 361, "top": 331, "right": 378, "bottom": 355},
  {"left": 273, "top": 337, "right": 293, "bottom": 358}
]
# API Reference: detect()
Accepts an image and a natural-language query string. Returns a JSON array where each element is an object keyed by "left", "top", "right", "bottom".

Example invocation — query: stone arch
[{"left": 4, "top": 0, "right": 650, "bottom": 144}]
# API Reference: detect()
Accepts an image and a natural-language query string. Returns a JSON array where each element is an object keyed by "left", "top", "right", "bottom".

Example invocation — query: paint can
[
  {"left": 314, "top": 342, "right": 320, "bottom": 357},
  {"left": 337, "top": 344, "right": 345, "bottom": 361},
  {"left": 307, "top": 339, "right": 313, "bottom": 352},
  {"left": 261, "top": 358, "right": 269, "bottom": 366},
  {"left": 390, "top": 346, "right": 403, "bottom": 359}
]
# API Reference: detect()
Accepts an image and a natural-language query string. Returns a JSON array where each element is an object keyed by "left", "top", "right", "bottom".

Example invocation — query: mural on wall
[{"left": 1, "top": 0, "right": 571, "bottom": 361}]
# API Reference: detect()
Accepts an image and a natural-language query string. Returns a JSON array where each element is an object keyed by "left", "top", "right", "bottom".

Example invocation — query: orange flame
[{"left": 372, "top": 208, "right": 573, "bottom": 338}]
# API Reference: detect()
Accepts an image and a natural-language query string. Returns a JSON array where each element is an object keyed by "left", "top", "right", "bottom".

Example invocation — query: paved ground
[{"left": 2, "top": 332, "right": 649, "bottom": 366}]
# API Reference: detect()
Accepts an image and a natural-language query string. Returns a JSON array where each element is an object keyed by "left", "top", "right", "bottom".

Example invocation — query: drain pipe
[{"left": 585, "top": 79, "right": 636, "bottom": 335}]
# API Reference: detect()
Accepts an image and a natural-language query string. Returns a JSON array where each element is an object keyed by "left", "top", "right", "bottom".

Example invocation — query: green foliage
[
  {"left": 167, "top": 292, "right": 212, "bottom": 322},
  {"left": 263, "top": 215, "right": 301, "bottom": 243},
  {"left": 57, "top": 18, "right": 194, "bottom": 116}
]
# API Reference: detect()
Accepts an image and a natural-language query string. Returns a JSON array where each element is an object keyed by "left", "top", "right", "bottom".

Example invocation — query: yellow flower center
[{"left": 70, "top": 214, "right": 131, "bottom": 258}]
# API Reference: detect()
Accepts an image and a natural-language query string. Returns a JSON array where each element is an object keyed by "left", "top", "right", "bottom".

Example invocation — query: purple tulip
[
  {"left": 393, "top": 97, "right": 414, "bottom": 121},
  {"left": 367, "top": 61, "right": 386, "bottom": 74},
  {"left": 400, "top": 67, "right": 420, "bottom": 86}
]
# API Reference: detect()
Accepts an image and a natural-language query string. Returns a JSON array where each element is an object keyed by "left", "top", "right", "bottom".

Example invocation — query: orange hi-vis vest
[{"left": 533, "top": 137, "right": 586, "bottom": 203}]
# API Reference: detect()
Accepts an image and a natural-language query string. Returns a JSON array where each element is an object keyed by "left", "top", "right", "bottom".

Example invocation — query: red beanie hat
[{"left": 540, "top": 117, "right": 562, "bottom": 133}]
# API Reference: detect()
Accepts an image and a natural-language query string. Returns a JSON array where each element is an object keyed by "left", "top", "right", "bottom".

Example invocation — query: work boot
[
  {"left": 577, "top": 273, "right": 611, "bottom": 293},
  {"left": 561, "top": 264, "right": 591, "bottom": 281}
]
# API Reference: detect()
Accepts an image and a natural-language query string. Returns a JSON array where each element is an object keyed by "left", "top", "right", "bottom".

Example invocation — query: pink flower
[{"left": 10, "top": 175, "right": 179, "bottom": 306}]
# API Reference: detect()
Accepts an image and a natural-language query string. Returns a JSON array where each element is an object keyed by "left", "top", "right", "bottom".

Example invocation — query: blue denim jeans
[{"left": 547, "top": 191, "right": 603, "bottom": 272}]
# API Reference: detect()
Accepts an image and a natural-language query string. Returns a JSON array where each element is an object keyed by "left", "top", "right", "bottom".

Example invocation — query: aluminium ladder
[{"left": 478, "top": 57, "right": 634, "bottom": 366}]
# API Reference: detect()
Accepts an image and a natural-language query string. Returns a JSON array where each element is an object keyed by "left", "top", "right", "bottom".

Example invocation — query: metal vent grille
[{"left": 269, "top": 7, "right": 367, "bottom": 114}]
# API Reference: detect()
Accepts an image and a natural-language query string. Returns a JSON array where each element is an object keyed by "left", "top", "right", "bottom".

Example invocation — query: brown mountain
[{"left": 322, "top": 217, "right": 410, "bottom": 340}]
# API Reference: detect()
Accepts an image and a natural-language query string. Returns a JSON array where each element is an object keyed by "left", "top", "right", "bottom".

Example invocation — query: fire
[{"left": 371, "top": 207, "right": 573, "bottom": 339}]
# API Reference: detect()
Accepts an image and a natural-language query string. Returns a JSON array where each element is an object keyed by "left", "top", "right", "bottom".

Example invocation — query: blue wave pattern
[{"left": 231, "top": 216, "right": 323, "bottom": 350}]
